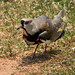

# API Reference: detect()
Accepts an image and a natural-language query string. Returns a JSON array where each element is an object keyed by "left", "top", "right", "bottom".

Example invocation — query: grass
[{"left": 0, "top": 0, "right": 75, "bottom": 75}]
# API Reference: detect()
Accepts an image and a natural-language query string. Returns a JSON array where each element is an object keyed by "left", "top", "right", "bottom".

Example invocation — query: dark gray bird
[{"left": 17, "top": 9, "right": 65, "bottom": 59}]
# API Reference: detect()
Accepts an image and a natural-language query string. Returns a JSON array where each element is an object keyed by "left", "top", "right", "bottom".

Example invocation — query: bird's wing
[{"left": 38, "top": 31, "right": 51, "bottom": 43}]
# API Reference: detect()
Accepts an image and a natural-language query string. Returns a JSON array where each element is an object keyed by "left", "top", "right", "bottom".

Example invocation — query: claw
[{"left": 31, "top": 53, "right": 36, "bottom": 60}]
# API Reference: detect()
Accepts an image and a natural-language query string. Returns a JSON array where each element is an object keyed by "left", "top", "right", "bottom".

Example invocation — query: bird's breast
[{"left": 23, "top": 29, "right": 43, "bottom": 45}]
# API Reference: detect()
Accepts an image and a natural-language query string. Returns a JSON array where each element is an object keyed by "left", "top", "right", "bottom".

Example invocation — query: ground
[
  {"left": 0, "top": 49, "right": 61, "bottom": 75},
  {"left": 0, "top": 44, "right": 75, "bottom": 75}
]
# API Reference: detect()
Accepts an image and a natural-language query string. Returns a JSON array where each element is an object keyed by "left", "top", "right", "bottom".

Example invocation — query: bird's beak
[{"left": 16, "top": 25, "right": 23, "bottom": 30}]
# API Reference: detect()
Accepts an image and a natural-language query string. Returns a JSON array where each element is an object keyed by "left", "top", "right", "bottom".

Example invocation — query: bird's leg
[
  {"left": 31, "top": 44, "right": 39, "bottom": 60},
  {"left": 44, "top": 44, "right": 47, "bottom": 54}
]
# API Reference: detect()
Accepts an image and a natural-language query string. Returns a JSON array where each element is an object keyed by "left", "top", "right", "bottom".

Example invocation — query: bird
[{"left": 17, "top": 9, "right": 65, "bottom": 59}]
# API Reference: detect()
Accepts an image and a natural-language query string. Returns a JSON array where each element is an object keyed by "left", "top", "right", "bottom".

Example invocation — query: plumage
[{"left": 17, "top": 9, "right": 65, "bottom": 59}]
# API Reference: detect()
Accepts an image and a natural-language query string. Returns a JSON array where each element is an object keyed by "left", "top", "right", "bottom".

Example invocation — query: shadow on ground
[{"left": 19, "top": 49, "right": 61, "bottom": 66}]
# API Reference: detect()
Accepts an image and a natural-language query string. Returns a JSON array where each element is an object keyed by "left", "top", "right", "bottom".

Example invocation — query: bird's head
[{"left": 17, "top": 19, "right": 32, "bottom": 30}]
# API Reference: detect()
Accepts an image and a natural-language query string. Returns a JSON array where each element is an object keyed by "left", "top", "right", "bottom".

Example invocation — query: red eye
[{"left": 25, "top": 21, "right": 29, "bottom": 24}]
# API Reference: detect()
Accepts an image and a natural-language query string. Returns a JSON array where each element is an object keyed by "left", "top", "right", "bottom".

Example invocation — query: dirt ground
[
  {"left": 0, "top": 47, "right": 74, "bottom": 75},
  {"left": 0, "top": 47, "right": 62, "bottom": 75}
]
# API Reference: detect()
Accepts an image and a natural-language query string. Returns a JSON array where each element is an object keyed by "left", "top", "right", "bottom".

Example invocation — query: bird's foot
[
  {"left": 43, "top": 50, "right": 47, "bottom": 55},
  {"left": 31, "top": 53, "right": 36, "bottom": 60}
]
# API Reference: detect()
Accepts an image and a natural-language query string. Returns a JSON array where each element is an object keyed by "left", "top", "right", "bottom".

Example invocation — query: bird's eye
[{"left": 25, "top": 21, "right": 29, "bottom": 24}]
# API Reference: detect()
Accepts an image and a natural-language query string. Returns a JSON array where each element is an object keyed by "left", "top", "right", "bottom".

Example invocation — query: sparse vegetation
[{"left": 0, "top": 0, "right": 75, "bottom": 75}]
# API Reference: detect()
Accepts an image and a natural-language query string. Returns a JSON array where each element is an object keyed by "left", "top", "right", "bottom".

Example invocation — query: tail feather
[
  {"left": 56, "top": 9, "right": 66, "bottom": 18},
  {"left": 52, "top": 9, "right": 66, "bottom": 27}
]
